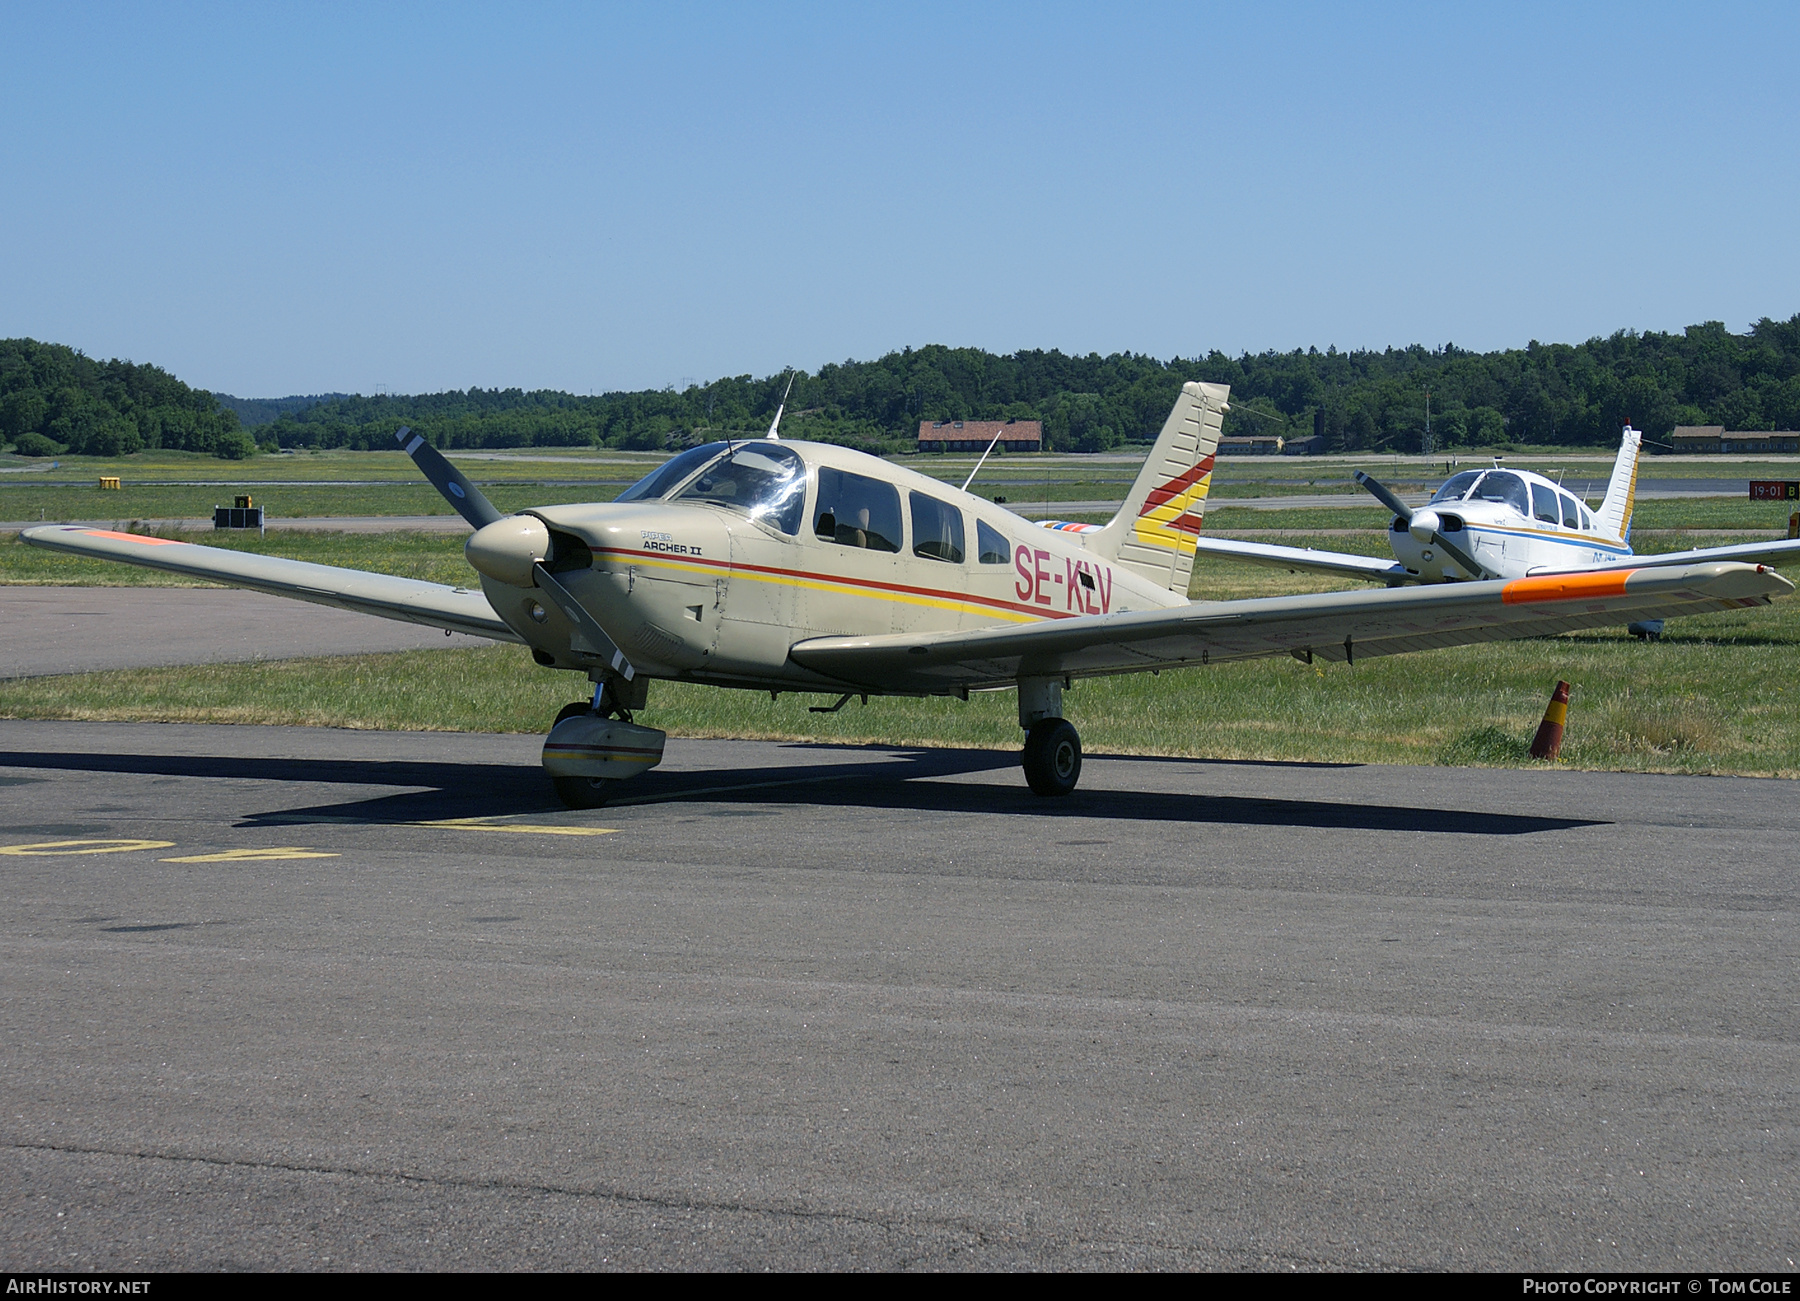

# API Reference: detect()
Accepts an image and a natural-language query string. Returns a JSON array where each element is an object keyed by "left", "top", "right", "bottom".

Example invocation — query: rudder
[
  {"left": 1083, "top": 380, "right": 1230, "bottom": 594},
  {"left": 1594, "top": 425, "right": 1642, "bottom": 543}
]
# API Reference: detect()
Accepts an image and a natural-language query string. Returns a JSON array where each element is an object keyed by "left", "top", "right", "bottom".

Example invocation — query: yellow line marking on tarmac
[
  {"left": 411, "top": 818, "right": 617, "bottom": 836},
  {"left": 0, "top": 838, "right": 175, "bottom": 856},
  {"left": 259, "top": 815, "right": 616, "bottom": 835},
  {"left": 160, "top": 847, "right": 341, "bottom": 862}
]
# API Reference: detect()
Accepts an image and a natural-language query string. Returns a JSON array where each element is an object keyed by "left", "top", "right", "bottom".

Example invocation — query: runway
[
  {"left": 0, "top": 719, "right": 1794, "bottom": 1270},
  {"left": 0, "top": 587, "right": 494, "bottom": 678}
]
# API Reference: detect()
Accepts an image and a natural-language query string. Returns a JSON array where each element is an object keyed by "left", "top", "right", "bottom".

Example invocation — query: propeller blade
[
  {"left": 1353, "top": 469, "right": 1414, "bottom": 524},
  {"left": 394, "top": 426, "right": 504, "bottom": 530},
  {"left": 1427, "top": 531, "right": 1493, "bottom": 582},
  {"left": 531, "top": 562, "right": 637, "bottom": 681}
]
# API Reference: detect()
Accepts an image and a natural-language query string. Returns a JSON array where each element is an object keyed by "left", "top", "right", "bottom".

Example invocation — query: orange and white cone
[{"left": 1529, "top": 681, "right": 1571, "bottom": 761}]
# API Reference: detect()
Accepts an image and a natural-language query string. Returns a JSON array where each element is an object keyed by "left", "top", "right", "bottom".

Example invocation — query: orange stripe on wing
[
  {"left": 1501, "top": 570, "right": 1635, "bottom": 605},
  {"left": 79, "top": 530, "right": 186, "bottom": 546}
]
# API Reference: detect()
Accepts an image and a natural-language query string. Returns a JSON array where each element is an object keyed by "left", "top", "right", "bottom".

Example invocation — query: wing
[
  {"left": 1189, "top": 534, "right": 1410, "bottom": 583},
  {"left": 789, "top": 562, "right": 1790, "bottom": 691},
  {"left": 1585, "top": 537, "right": 1800, "bottom": 572},
  {"left": 21, "top": 525, "right": 521, "bottom": 643}
]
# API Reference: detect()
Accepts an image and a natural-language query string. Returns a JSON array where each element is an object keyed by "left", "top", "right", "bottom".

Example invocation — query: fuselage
[
  {"left": 1388, "top": 466, "right": 1632, "bottom": 582},
  {"left": 468, "top": 439, "right": 1185, "bottom": 691}
]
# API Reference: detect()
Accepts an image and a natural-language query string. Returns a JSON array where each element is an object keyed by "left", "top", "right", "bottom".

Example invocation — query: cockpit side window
[
  {"left": 1475, "top": 471, "right": 1530, "bottom": 516},
  {"left": 1430, "top": 470, "right": 1486, "bottom": 503},
  {"left": 813, "top": 466, "right": 902, "bottom": 553},
  {"left": 976, "top": 519, "right": 1010, "bottom": 564},
  {"left": 614, "top": 442, "right": 729, "bottom": 503},
  {"left": 909, "top": 491, "right": 965, "bottom": 563},
  {"left": 1531, "top": 483, "right": 1560, "bottom": 525},
  {"left": 673, "top": 443, "right": 807, "bottom": 535},
  {"left": 1559, "top": 493, "right": 1581, "bottom": 529}
]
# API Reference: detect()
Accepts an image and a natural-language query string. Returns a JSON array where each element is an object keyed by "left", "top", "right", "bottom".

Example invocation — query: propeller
[
  {"left": 531, "top": 562, "right": 636, "bottom": 681},
  {"left": 394, "top": 425, "right": 637, "bottom": 680},
  {"left": 394, "top": 426, "right": 504, "bottom": 530},
  {"left": 1354, "top": 469, "right": 1493, "bottom": 581}
]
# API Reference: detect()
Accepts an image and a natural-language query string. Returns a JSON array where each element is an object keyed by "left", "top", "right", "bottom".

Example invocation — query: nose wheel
[
  {"left": 553, "top": 774, "right": 616, "bottom": 809},
  {"left": 1022, "top": 719, "right": 1082, "bottom": 796},
  {"left": 549, "top": 700, "right": 616, "bottom": 809}
]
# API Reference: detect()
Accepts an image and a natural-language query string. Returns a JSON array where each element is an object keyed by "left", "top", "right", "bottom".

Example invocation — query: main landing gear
[{"left": 1018, "top": 677, "right": 1081, "bottom": 797}]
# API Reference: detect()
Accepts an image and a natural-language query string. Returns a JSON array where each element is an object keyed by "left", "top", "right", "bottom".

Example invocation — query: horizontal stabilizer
[{"left": 1189, "top": 535, "right": 1410, "bottom": 584}]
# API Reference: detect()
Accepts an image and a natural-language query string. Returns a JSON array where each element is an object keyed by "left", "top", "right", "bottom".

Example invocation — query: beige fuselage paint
[{"left": 474, "top": 441, "right": 1186, "bottom": 694}]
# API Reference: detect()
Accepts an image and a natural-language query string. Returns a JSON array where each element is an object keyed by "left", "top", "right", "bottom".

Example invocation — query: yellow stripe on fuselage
[{"left": 611, "top": 550, "right": 1050, "bottom": 624}]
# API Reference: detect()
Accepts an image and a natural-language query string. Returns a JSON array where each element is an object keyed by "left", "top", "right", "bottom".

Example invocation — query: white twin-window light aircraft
[
  {"left": 24, "top": 384, "right": 1794, "bottom": 807},
  {"left": 1180, "top": 425, "right": 1800, "bottom": 633}
]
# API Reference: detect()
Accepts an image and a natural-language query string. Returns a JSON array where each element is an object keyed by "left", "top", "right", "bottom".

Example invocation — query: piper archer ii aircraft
[
  {"left": 22, "top": 385, "right": 1794, "bottom": 807},
  {"left": 1177, "top": 424, "right": 1800, "bottom": 595}
]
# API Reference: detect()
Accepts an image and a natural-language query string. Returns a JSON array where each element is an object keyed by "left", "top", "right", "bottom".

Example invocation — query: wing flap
[
  {"left": 21, "top": 525, "right": 521, "bottom": 643},
  {"left": 789, "top": 561, "right": 1790, "bottom": 689}
]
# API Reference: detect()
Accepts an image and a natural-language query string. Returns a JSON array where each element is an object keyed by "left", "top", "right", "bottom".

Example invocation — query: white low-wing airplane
[
  {"left": 22, "top": 384, "right": 1793, "bottom": 807},
  {"left": 1178, "top": 424, "right": 1800, "bottom": 593}
]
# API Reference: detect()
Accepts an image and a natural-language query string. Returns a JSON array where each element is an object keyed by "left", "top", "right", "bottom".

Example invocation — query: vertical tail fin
[
  {"left": 1082, "top": 381, "right": 1229, "bottom": 594},
  {"left": 1594, "top": 425, "right": 1642, "bottom": 543}
]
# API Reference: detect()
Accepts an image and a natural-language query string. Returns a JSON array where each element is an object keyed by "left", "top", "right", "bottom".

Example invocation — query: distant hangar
[{"left": 918, "top": 419, "right": 1042, "bottom": 453}]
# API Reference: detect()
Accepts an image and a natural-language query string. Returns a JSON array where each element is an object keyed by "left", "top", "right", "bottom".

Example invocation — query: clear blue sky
[{"left": 3, "top": 2, "right": 1796, "bottom": 397}]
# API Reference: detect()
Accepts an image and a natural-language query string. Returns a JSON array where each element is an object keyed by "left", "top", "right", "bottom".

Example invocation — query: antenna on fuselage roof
[
  {"left": 960, "top": 425, "right": 1007, "bottom": 492},
  {"left": 765, "top": 372, "right": 795, "bottom": 441}
]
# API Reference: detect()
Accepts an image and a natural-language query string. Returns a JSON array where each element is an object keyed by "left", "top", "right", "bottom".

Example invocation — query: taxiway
[{"left": 1, "top": 720, "right": 1795, "bottom": 1269}]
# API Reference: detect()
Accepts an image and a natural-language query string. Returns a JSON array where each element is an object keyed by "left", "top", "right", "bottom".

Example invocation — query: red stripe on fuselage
[{"left": 595, "top": 546, "right": 1084, "bottom": 621}]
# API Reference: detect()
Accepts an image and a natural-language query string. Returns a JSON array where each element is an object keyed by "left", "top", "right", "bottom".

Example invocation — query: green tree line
[
  {"left": 0, "top": 338, "right": 253, "bottom": 459},
  {"left": 8, "top": 315, "right": 1800, "bottom": 460}
]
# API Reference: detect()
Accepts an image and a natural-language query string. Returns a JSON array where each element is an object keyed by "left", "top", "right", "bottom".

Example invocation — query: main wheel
[
  {"left": 553, "top": 775, "right": 616, "bottom": 809},
  {"left": 1022, "top": 718, "right": 1082, "bottom": 796},
  {"left": 554, "top": 701, "right": 593, "bottom": 726}
]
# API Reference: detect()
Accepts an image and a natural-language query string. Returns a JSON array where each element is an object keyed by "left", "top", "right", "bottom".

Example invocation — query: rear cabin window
[
  {"left": 1560, "top": 493, "right": 1581, "bottom": 529},
  {"left": 814, "top": 467, "right": 902, "bottom": 553},
  {"left": 909, "top": 492, "right": 965, "bottom": 564},
  {"left": 674, "top": 443, "right": 808, "bottom": 534},
  {"left": 1531, "top": 483, "right": 1560, "bottom": 525},
  {"left": 976, "top": 519, "right": 1010, "bottom": 564},
  {"left": 1579, "top": 505, "right": 1594, "bottom": 531}
]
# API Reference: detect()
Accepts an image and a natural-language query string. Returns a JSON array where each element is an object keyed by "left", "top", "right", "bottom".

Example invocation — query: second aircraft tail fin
[{"left": 1594, "top": 425, "right": 1643, "bottom": 543}]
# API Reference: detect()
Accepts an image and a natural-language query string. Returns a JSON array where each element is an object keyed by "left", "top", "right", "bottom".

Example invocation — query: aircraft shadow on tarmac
[{"left": 0, "top": 746, "right": 1606, "bottom": 836}]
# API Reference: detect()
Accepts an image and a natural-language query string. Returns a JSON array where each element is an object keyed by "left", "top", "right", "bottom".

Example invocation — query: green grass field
[{"left": 2, "top": 523, "right": 1796, "bottom": 777}]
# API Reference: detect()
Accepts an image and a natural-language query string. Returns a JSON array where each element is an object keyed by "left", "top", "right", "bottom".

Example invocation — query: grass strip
[{"left": 3, "top": 599, "right": 1795, "bottom": 777}]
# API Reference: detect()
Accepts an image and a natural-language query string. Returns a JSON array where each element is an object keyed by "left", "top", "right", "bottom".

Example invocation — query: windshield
[
  {"left": 1470, "top": 470, "right": 1530, "bottom": 516},
  {"left": 674, "top": 442, "right": 808, "bottom": 534},
  {"left": 614, "top": 442, "right": 730, "bottom": 503},
  {"left": 1430, "top": 470, "right": 1486, "bottom": 503}
]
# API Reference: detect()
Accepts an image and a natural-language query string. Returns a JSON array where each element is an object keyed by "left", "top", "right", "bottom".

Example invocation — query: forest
[
  {"left": 0, "top": 338, "right": 253, "bottom": 459},
  {"left": 5, "top": 314, "right": 1799, "bottom": 460}
]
